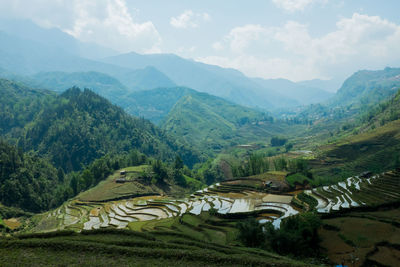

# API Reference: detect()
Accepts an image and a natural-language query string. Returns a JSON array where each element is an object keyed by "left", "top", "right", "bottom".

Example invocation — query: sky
[{"left": 0, "top": 0, "right": 399, "bottom": 82}]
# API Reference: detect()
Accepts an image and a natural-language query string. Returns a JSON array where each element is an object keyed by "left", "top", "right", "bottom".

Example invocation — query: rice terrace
[
  {"left": 3, "top": 166, "right": 399, "bottom": 266},
  {"left": 1, "top": 1, "right": 400, "bottom": 266}
]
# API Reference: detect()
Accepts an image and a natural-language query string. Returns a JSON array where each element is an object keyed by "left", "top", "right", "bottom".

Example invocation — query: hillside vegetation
[
  {"left": 331, "top": 67, "right": 400, "bottom": 107},
  {"left": 0, "top": 140, "right": 59, "bottom": 212},
  {"left": 0, "top": 229, "right": 313, "bottom": 267}
]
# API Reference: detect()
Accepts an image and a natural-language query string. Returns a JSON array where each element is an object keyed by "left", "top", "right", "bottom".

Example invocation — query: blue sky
[{"left": 0, "top": 0, "right": 399, "bottom": 81}]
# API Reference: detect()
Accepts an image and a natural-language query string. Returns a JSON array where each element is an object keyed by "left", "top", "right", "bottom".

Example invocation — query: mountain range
[{"left": 0, "top": 19, "right": 336, "bottom": 111}]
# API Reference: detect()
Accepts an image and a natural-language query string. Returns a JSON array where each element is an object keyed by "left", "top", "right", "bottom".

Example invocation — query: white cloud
[
  {"left": 198, "top": 13, "right": 400, "bottom": 81},
  {"left": 212, "top": 42, "right": 224, "bottom": 51},
  {"left": 66, "top": 0, "right": 162, "bottom": 53},
  {"left": 0, "top": 0, "right": 162, "bottom": 53},
  {"left": 170, "top": 10, "right": 211, "bottom": 29},
  {"left": 226, "top": 24, "right": 271, "bottom": 53},
  {"left": 272, "top": 0, "right": 326, "bottom": 12}
]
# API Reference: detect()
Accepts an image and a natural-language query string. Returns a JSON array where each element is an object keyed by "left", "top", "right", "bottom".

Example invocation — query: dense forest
[{"left": 0, "top": 79, "right": 207, "bottom": 212}]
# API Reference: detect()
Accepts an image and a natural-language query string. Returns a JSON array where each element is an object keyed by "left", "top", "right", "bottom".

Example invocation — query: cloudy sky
[{"left": 0, "top": 0, "right": 399, "bottom": 82}]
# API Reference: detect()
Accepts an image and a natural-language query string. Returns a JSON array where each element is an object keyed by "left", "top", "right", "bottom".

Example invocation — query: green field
[
  {"left": 0, "top": 228, "right": 314, "bottom": 266},
  {"left": 320, "top": 207, "right": 400, "bottom": 266}
]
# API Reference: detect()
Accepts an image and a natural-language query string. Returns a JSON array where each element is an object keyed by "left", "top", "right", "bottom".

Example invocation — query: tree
[
  {"left": 237, "top": 218, "right": 266, "bottom": 247},
  {"left": 173, "top": 169, "right": 187, "bottom": 187},
  {"left": 174, "top": 155, "right": 184, "bottom": 170},
  {"left": 270, "top": 136, "right": 288, "bottom": 147},
  {"left": 57, "top": 168, "right": 65, "bottom": 182},
  {"left": 152, "top": 160, "right": 168, "bottom": 184},
  {"left": 265, "top": 212, "right": 322, "bottom": 256}
]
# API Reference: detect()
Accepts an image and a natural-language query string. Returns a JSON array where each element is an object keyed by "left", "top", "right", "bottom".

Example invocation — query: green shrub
[{"left": 236, "top": 218, "right": 265, "bottom": 247}]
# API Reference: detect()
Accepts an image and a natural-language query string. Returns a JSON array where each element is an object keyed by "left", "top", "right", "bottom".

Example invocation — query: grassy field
[
  {"left": 0, "top": 228, "right": 316, "bottom": 267},
  {"left": 77, "top": 165, "right": 161, "bottom": 202},
  {"left": 319, "top": 207, "right": 400, "bottom": 266},
  {"left": 77, "top": 165, "right": 201, "bottom": 202},
  {"left": 310, "top": 119, "right": 400, "bottom": 183}
]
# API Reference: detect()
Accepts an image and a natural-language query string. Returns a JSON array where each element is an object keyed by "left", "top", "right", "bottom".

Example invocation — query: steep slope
[
  {"left": 0, "top": 79, "right": 55, "bottom": 137},
  {"left": 0, "top": 139, "right": 60, "bottom": 212},
  {"left": 160, "top": 89, "right": 285, "bottom": 153},
  {"left": 331, "top": 67, "right": 400, "bottom": 107},
  {"left": 358, "top": 88, "right": 400, "bottom": 132},
  {"left": 310, "top": 119, "right": 400, "bottom": 181},
  {"left": 18, "top": 87, "right": 199, "bottom": 172},
  {"left": 102, "top": 52, "right": 298, "bottom": 109}
]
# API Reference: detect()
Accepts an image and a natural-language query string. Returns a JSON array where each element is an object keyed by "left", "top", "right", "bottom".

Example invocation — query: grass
[
  {"left": 0, "top": 229, "right": 314, "bottom": 266},
  {"left": 310, "top": 119, "right": 400, "bottom": 184},
  {"left": 286, "top": 173, "right": 313, "bottom": 187},
  {"left": 249, "top": 171, "right": 288, "bottom": 181},
  {"left": 77, "top": 165, "right": 200, "bottom": 202},
  {"left": 319, "top": 207, "right": 400, "bottom": 266},
  {"left": 77, "top": 165, "right": 161, "bottom": 202}
]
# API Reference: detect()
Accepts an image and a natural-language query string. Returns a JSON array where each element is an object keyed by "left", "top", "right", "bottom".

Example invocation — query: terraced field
[
  {"left": 26, "top": 168, "right": 400, "bottom": 238},
  {"left": 305, "top": 169, "right": 400, "bottom": 213},
  {"left": 29, "top": 178, "right": 300, "bottom": 234}
]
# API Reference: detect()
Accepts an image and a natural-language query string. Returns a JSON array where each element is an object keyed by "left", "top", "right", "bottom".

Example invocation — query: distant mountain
[
  {"left": 0, "top": 19, "right": 117, "bottom": 59},
  {"left": 0, "top": 30, "right": 131, "bottom": 77},
  {"left": 30, "top": 69, "right": 176, "bottom": 115},
  {"left": 297, "top": 79, "right": 342, "bottom": 93},
  {"left": 124, "top": 87, "right": 193, "bottom": 124},
  {"left": 252, "top": 78, "right": 334, "bottom": 105},
  {"left": 330, "top": 67, "right": 400, "bottom": 107},
  {"left": 32, "top": 71, "right": 128, "bottom": 102},
  {"left": 102, "top": 52, "right": 298, "bottom": 109},
  {"left": 117, "top": 66, "right": 175, "bottom": 91}
]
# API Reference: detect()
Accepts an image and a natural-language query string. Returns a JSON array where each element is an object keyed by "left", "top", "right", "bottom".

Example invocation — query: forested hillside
[
  {"left": 0, "top": 139, "right": 59, "bottom": 212},
  {"left": 331, "top": 67, "right": 400, "bottom": 107},
  {"left": 18, "top": 87, "right": 200, "bottom": 171},
  {"left": 0, "top": 79, "right": 54, "bottom": 137}
]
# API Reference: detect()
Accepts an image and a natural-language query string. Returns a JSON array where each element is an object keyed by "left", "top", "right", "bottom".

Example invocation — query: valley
[{"left": 1, "top": 8, "right": 400, "bottom": 266}]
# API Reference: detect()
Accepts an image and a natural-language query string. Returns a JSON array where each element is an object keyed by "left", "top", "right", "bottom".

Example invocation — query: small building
[{"left": 120, "top": 170, "right": 126, "bottom": 176}]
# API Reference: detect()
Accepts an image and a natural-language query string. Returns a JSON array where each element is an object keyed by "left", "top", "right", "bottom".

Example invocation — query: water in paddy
[{"left": 54, "top": 182, "right": 302, "bottom": 231}]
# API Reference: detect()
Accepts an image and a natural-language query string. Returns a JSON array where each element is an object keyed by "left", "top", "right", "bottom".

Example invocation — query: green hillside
[
  {"left": 0, "top": 79, "right": 54, "bottom": 137},
  {"left": 0, "top": 139, "right": 60, "bottom": 212},
  {"left": 124, "top": 87, "right": 192, "bottom": 123},
  {"left": 0, "top": 229, "right": 312, "bottom": 267},
  {"left": 358, "top": 88, "right": 400, "bottom": 132},
  {"left": 331, "top": 67, "right": 400, "bottom": 107},
  {"left": 19, "top": 87, "right": 200, "bottom": 171},
  {"left": 160, "top": 88, "right": 280, "bottom": 153},
  {"left": 310, "top": 119, "right": 400, "bottom": 182}
]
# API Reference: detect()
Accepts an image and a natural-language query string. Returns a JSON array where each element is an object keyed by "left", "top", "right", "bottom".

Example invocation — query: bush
[
  {"left": 270, "top": 136, "right": 288, "bottom": 147},
  {"left": 265, "top": 212, "right": 321, "bottom": 257},
  {"left": 236, "top": 218, "right": 265, "bottom": 247}
]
